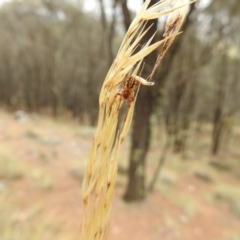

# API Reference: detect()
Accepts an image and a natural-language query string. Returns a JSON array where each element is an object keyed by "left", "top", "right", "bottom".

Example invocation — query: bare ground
[{"left": 0, "top": 109, "right": 240, "bottom": 240}]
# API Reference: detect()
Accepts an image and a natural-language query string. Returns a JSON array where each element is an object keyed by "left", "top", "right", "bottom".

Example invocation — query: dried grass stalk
[{"left": 80, "top": 1, "right": 193, "bottom": 239}]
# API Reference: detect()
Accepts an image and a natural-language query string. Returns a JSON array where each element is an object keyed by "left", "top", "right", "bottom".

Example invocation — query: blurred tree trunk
[
  {"left": 212, "top": 106, "right": 223, "bottom": 155},
  {"left": 98, "top": 0, "right": 117, "bottom": 66},
  {"left": 123, "top": 80, "right": 156, "bottom": 201},
  {"left": 123, "top": 0, "right": 158, "bottom": 202},
  {"left": 124, "top": 1, "right": 196, "bottom": 202},
  {"left": 120, "top": 0, "right": 131, "bottom": 31},
  {"left": 211, "top": 54, "right": 227, "bottom": 155}
]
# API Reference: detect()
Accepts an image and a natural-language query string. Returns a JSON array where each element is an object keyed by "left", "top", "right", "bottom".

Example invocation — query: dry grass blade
[
  {"left": 80, "top": 1, "right": 192, "bottom": 239},
  {"left": 149, "top": 0, "right": 197, "bottom": 79}
]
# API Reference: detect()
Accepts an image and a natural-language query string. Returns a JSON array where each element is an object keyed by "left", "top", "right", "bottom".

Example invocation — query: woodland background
[{"left": 0, "top": 0, "right": 240, "bottom": 240}]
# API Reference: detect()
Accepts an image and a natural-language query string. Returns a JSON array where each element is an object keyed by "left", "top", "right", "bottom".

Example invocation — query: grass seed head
[{"left": 80, "top": 1, "right": 193, "bottom": 239}]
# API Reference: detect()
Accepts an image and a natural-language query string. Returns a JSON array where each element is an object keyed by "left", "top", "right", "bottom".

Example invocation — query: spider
[{"left": 109, "top": 74, "right": 154, "bottom": 119}]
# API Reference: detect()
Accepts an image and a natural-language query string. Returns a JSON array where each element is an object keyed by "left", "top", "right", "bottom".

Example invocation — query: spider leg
[{"left": 123, "top": 94, "right": 135, "bottom": 122}]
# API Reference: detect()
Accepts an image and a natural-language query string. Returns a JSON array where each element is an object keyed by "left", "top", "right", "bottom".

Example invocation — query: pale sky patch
[{"left": 83, "top": 0, "right": 142, "bottom": 13}]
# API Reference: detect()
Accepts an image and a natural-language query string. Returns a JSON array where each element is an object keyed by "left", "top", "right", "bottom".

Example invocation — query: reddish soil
[{"left": 0, "top": 109, "right": 240, "bottom": 240}]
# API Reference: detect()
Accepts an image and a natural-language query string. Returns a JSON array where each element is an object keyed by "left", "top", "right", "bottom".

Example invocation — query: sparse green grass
[
  {"left": 29, "top": 168, "right": 53, "bottom": 191},
  {"left": 224, "top": 232, "right": 240, "bottom": 240},
  {"left": 210, "top": 184, "right": 240, "bottom": 219},
  {"left": 0, "top": 194, "right": 69, "bottom": 240},
  {"left": 159, "top": 183, "right": 198, "bottom": 217},
  {"left": 0, "top": 145, "right": 24, "bottom": 180},
  {"left": 213, "top": 184, "right": 240, "bottom": 201},
  {"left": 74, "top": 126, "right": 95, "bottom": 138}
]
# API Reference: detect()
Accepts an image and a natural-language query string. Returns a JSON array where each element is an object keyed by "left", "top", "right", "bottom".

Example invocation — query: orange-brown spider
[{"left": 109, "top": 74, "right": 154, "bottom": 119}]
